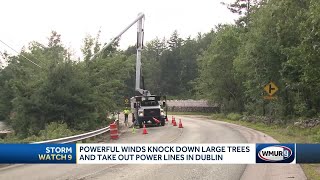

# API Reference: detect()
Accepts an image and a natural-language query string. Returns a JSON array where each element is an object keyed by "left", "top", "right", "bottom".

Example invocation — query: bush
[
  {"left": 0, "top": 133, "right": 22, "bottom": 143},
  {"left": 1, "top": 122, "right": 83, "bottom": 143},
  {"left": 226, "top": 113, "right": 242, "bottom": 121},
  {"left": 23, "top": 122, "right": 76, "bottom": 142},
  {"left": 211, "top": 113, "right": 226, "bottom": 120}
]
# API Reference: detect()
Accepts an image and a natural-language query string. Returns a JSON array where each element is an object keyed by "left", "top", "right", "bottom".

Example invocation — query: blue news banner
[
  {"left": 0, "top": 144, "right": 319, "bottom": 164},
  {"left": 255, "top": 144, "right": 320, "bottom": 163},
  {"left": 0, "top": 144, "right": 76, "bottom": 164}
]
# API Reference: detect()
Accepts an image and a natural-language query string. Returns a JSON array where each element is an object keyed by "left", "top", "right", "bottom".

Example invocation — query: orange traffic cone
[
  {"left": 171, "top": 116, "right": 174, "bottom": 124},
  {"left": 142, "top": 124, "right": 148, "bottom": 134},
  {"left": 178, "top": 119, "right": 183, "bottom": 128},
  {"left": 173, "top": 120, "right": 177, "bottom": 126}
]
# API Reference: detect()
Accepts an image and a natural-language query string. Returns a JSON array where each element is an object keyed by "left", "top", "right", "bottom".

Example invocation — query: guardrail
[{"left": 31, "top": 119, "right": 118, "bottom": 144}]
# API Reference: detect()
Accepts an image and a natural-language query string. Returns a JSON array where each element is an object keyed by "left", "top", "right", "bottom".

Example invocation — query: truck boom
[{"left": 89, "top": 13, "right": 150, "bottom": 96}]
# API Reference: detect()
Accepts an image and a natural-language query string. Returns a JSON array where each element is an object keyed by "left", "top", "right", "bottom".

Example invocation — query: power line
[{"left": 0, "top": 39, "right": 42, "bottom": 68}]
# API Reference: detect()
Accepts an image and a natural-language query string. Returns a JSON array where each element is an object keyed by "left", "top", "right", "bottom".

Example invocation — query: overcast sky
[{"left": 0, "top": 0, "right": 238, "bottom": 59}]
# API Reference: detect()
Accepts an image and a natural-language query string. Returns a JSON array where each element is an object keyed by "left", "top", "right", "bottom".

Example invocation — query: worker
[{"left": 123, "top": 107, "right": 130, "bottom": 127}]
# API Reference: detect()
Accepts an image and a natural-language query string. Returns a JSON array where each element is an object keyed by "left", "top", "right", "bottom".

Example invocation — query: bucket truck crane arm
[{"left": 89, "top": 13, "right": 150, "bottom": 96}]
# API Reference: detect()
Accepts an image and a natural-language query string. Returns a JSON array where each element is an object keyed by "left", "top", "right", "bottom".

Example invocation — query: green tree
[{"left": 198, "top": 25, "right": 244, "bottom": 112}]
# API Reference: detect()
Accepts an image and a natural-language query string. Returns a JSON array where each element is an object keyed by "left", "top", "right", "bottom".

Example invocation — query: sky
[{"left": 0, "top": 0, "right": 238, "bottom": 59}]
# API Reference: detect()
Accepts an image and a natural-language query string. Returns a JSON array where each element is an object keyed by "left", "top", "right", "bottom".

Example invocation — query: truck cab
[{"left": 131, "top": 95, "right": 167, "bottom": 128}]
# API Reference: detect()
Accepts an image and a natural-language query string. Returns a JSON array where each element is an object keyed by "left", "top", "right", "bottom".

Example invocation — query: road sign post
[{"left": 263, "top": 96, "right": 277, "bottom": 100}]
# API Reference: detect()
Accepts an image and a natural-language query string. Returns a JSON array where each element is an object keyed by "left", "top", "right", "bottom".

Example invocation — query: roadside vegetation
[
  {"left": 0, "top": 122, "right": 78, "bottom": 143},
  {"left": 211, "top": 113, "right": 320, "bottom": 144},
  {"left": 197, "top": 0, "right": 320, "bottom": 120},
  {"left": 168, "top": 112, "right": 212, "bottom": 116}
]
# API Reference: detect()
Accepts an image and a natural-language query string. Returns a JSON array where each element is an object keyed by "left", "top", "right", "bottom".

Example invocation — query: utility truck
[{"left": 128, "top": 13, "right": 167, "bottom": 128}]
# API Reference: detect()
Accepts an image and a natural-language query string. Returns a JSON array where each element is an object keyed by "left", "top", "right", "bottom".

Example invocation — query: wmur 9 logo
[{"left": 256, "top": 144, "right": 295, "bottom": 163}]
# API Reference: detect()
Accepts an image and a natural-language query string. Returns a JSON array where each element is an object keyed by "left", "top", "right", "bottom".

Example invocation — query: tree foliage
[
  {"left": 0, "top": 31, "right": 133, "bottom": 138},
  {"left": 198, "top": 0, "right": 320, "bottom": 119}
]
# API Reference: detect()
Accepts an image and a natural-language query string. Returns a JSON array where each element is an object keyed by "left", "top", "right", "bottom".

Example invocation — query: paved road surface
[{"left": 0, "top": 115, "right": 306, "bottom": 180}]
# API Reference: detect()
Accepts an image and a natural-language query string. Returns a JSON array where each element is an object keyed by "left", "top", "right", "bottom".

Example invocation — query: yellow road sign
[{"left": 264, "top": 82, "right": 278, "bottom": 96}]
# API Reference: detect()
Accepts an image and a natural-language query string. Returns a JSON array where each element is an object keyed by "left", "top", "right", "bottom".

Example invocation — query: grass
[
  {"left": 220, "top": 119, "right": 320, "bottom": 143},
  {"left": 168, "top": 111, "right": 213, "bottom": 116},
  {"left": 302, "top": 164, "right": 320, "bottom": 180}
]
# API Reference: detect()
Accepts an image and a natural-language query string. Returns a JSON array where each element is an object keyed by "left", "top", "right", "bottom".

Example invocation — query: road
[{"left": 0, "top": 115, "right": 306, "bottom": 180}]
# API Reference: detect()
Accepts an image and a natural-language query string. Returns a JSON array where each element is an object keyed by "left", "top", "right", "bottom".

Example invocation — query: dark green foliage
[
  {"left": 0, "top": 31, "right": 133, "bottom": 138},
  {"left": 197, "top": 25, "right": 244, "bottom": 113},
  {"left": 198, "top": 0, "right": 320, "bottom": 118},
  {"left": 142, "top": 31, "right": 213, "bottom": 98}
]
